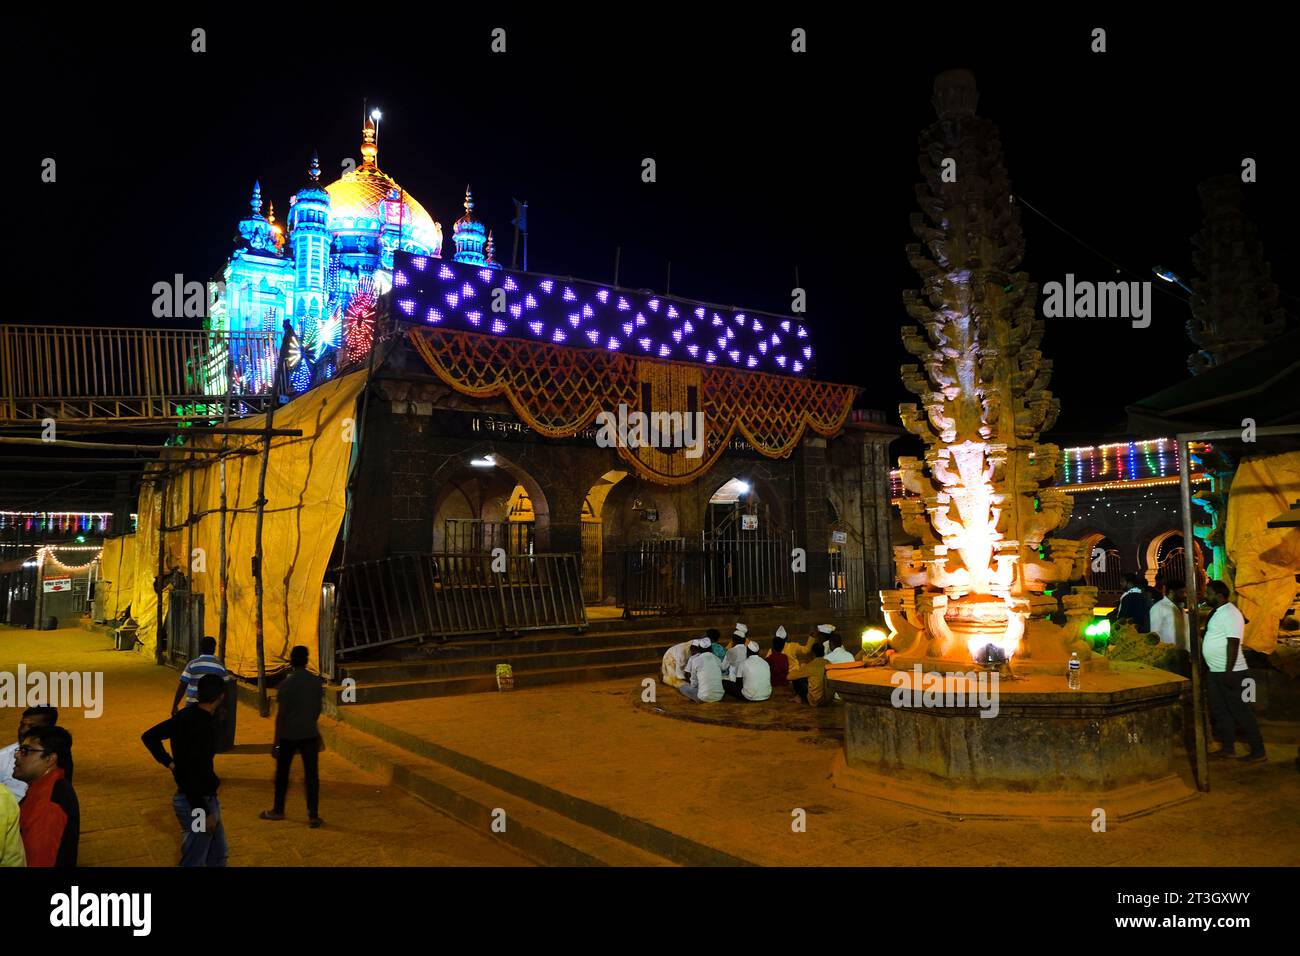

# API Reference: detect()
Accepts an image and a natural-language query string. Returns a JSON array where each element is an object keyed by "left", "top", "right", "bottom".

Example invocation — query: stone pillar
[{"left": 792, "top": 437, "right": 831, "bottom": 612}]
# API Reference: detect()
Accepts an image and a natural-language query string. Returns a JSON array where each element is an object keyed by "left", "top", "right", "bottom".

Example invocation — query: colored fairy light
[
  {"left": 461, "top": 282, "right": 476, "bottom": 298},
  {"left": 617, "top": 297, "right": 631, "bottom": 311},
  {"left": 568, "top": 313, "right": 581, "bottom": 328},
  {"left": 687, "top": 344, "right": 699, "bottom": 358},
  {"left": 525, "top": 293, "right": 538, "bottom": 309},
  {"left": 649, "top": 298, "right": 660, "bottom": 311},
  {"left": 529, "top": 320, "right": 544, "bottom": 336},
  {"left": 478, "top": 269, "right": 494, "bottom": 283},
  {"left": 398, "top": 299, "right": 415, "bottom": 315},
  {"left": 639, "top": 337, "right": 653, "bottom": 351},
  {"left": 705, "top": 350, "right": 717, "bottom": 363},
  {"left": 540, "top": 279, "right": 554, "bottom": 293},
  {"left": 426, "top": 308, "right": 442, "bottom": 323},
  {"left": 439, "top": 265, "right": 455, "bottom": 280},
  {"left": 492, "top": 319, "right": 508, "bottom": 334},
  {"left": 667, "top": 304, "right": 679, "bottom": 319},
  {"left": 736, "top": 313, "right": 747, "bottom": 325},
  {"left": 624, "top": 322, "right": 635, "bottom": 337},
  {"left": 395, "top": 270, "right": 408, "bottom": 287},
  {"left": 728, "top": 349, "right": 740, "bottom": 363},
  {"left": 781, "top": 320, "right": 791, "bottom": 332},
  {"left": 659, "top": 344, "right": 672, "bottom": 357},
  {"left": 552, "top": 329, "right": 567, "bottom": 343},
  {"left": 582, "top": 304, "right": 594, "bottom": 319},
  {"left": 563, "top": 287, "right": 577, "bottom": 302},
  {"left": 683, "top": 319, "right": 694, "bottom": 334},
  {"left": 466, "top": 310, "right": 482, "bottom": 325},
  {"left": 751, "top": 318, "right": 763, "bottom": 333},
  {"left": 793, "top": 360, "right": 804, "bottom": 373},
  {"left": 597, "top": 289, "right": 610, "bottom": 303},
  {"left": 726, "top": 328, "right": 735, "bottom": 340},
  {"left": 770, "top": 333, "right": 780, "bottom": 345},
  {"left": 803, "top": 346, "right": 813, "bottom": 360},
  {"left": 746, "top": 355, "right": 758, "bottom": 368},
  {"left": 586, "top": 329, "right": 601, "bottom": 344},
  {"left": 672, "top": 328, "right": 683, "bottom": 343},
  {"left": 445, "top": 292, "right": 460, "bottom": 308},
  {"left": 412, "top": 257, "right": 428, "bottom": 271},
  {"left": 504, "top": 277, "right": 519, "bottom": 292},
  {"left": 607, "top": 337, "right": 621, "bottom": 350},
  {"left": 509, "top": 304, "right": 523, "bottom": 318},
  {"left": 696, "top": 306, "right": 706, "bottom": 319},
  {"left": 758, "top": 342, "right": 768, "bottom": 354},
  {"left": 717, "top": 336, "right": 728, "bottom": 349},
  {"left": 635, "top": 313, "right": 647, "bottom": 327},
  {"left": 712, "top": 315, "right": 723, "bottom": 327},
  {"left": 775, "top": 355, "right": 787, "bottom": 368}
]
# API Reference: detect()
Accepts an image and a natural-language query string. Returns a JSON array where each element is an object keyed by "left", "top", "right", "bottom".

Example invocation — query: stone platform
[
  {"left": 633, "top": 681, "right": 844, "bottom": 735},
  {"left": 829, "top": 666, "right": 1197, "bottom": 822}
]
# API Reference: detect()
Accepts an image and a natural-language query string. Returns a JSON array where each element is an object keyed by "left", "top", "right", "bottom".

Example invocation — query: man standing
[
  {"left": 1114, "top": 573, "right": 1151, "bottom": 633},
  {"left": 1149, "top": 586, "right": 1186, "bottom": 649},
  {"left": 260, "top": 646, "right": 326, "bottom": 828},
  {"left": 1, "top": 706, "right": 59, "bottom": 802},
  {"left": 142, "top": 673, "right": 228, "bottom": 866},
  {"left": 173, "top": 636, "right": 230, "bottom": 715},
  {"left": 1202, "top": 580, "right": 1266, "bottom": 763},
  {"left": 13, "top": 725, "right": 79, "bottom": 867},
  {"left": 679, "top": 638, "right": 724, "bottom": 703}
]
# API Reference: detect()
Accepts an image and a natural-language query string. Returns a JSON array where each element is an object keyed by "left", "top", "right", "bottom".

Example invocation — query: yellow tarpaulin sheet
[
  {"left": 129, "top": 371, "right": 366, "bottom": 676},
  {"left": 97, "top": 534, "right": 135, "bottom": 620},
  {"left": 1226, "top": 451, "right": 1300, "bottom": 655}
]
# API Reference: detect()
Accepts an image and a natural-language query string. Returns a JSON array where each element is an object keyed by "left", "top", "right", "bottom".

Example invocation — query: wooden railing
[{"left": 0, "top": 325, "right": 278, "bottom": 422}]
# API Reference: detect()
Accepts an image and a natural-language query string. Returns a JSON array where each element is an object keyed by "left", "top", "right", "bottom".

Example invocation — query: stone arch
[
  {"left": 429, "top": 450, "right": 551, "bottom": 552},
  {"left": 1143, "top": 529, "right": 1210, "bottom": 591},
  {"left": 703, "top": 473, "right": 786, "bottom": 539}
]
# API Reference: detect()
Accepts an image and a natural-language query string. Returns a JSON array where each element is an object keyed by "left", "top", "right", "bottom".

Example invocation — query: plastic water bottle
[{"left": 1067, "top": 652, "right": 1081, "bottom": 690}]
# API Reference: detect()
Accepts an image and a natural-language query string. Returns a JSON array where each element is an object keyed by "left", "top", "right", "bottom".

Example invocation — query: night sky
[{"left": 18, "top": 13, "right": 1297, "bottom": 448}]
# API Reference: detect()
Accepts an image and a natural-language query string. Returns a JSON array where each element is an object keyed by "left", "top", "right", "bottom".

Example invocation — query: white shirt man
[
  {"left": 662, "top": 641, "right": 693, "bottom": 687},
  {"left": 1203, "top": 601, "right": 1248, "bottom": 673},
  {"left": 1149, "top": 594, "right": 1185, "bottom": 648},
  {"left": 737, "top": 643, "right": 772, "bottom": 701},
  {"left": 681, "top": 640, "right": 724, "bottom": 703},
  {"left": 724, "top": 624, "right": 750, "bottom": 679}
]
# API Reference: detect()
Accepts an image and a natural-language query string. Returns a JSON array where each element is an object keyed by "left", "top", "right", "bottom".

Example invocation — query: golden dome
[{"left": 325, "top": 121, "right": 442, "bottom": 251}]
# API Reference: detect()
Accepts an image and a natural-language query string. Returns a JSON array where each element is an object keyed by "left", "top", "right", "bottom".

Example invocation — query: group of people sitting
[{"left": 662, "top": 622, "right": 859, "bottom": 707}]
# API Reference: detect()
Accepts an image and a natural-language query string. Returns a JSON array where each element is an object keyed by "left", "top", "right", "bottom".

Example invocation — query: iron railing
[
  {"left": 330, "top": 551, "right": 587, "bottom": 657},
  {"left": 620, "top": 532, "right": 798, "bottom": 617},
  {"left": 828, "top": 551, "right": 866, "bottom": 613},
  {"left": 0, "top": 324, "right": 278, "bottom": 422},
  {"left": 442, "top": 518, "right": 534, "bottom": 555}
]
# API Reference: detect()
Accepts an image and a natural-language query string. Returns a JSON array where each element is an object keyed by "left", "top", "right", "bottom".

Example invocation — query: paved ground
[
  {"left": 0, "top": 625, "right": 528, "bottom": 867},
  {"left": 351, "top": 675, "right": 1300, "bottom": 867}
]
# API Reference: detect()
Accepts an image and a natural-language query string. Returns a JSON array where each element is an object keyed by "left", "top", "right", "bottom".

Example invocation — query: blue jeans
[{"left": 171, "top": 793, "right": 228, "bottom": 867}]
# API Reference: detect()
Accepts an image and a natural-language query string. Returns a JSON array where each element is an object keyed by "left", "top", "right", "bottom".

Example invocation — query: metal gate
[
  {"left": 703, "top": 528, "right": 795, "bottom": 608},
  {"left": 828, "top": 551, "right": 866, "bottom": 613},
  {"left": 165, "top": 590, "right": 205, "bottom": 667},
  {"left": 580, "top": 521, "right": 603, "bottom": 604},
  {"left": 331, "top": 551, "right": 587, "bottom": 657},
  {"left": 444, "top": 518, "right": 534, "bottom": 555}
]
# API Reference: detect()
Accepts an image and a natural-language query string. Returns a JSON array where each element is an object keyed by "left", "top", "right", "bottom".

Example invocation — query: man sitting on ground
[
  {"left": 679, "top": 638, "right": 724, "bottom": 703},
  {"left": 767, "top": 627, "right": 790, "bottom": 688},
  {"left": 724, "top": 624, "right": 749, "bottom": 679},
  {"left": 724, "top": 640, "right": 771, "bottom": 702},
  {"left": 792, "top": 642, "right": 830, "bottom": 706},
  {"left": 707, "top": 629, "right": 727, "bottom": 667},
  {"left": 661, "top": 638, "right": 695, "bottom": 688},
  {"left": 824, "top": 628, "right": 854, "bottom": 664}
]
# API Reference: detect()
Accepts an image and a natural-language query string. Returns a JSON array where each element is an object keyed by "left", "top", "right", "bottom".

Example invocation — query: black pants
[
  {"left": 792, "top": 677, "right": 809, "bottom": 704},
  {"left": 1206, "top": 670, "right": 1264, "bottom": 755},
  {"left": 723, "top": 679, "right": 749, "bottom": 701},
  {"left": 274, "top": 737, "right": 320, "bottom": 817}
]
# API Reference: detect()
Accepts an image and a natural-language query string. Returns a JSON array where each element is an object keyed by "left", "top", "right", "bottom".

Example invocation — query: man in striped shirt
[{"left": 173, "top": 636, "right": 229, "bottom": 715}]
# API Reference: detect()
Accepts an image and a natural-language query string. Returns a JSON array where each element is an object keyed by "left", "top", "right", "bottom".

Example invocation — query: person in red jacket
[{"left": 13, "top": 725, "right": 79, "bottom": 868}]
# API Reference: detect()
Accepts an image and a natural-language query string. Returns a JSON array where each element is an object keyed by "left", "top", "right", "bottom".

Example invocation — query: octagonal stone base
[{"left": 829, "top": 667, "right": 1197, "bottom": 822}]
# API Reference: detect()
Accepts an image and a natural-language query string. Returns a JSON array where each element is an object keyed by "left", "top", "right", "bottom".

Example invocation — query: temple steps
[
  {"left": 318, "top": 714, "right": 674, "bottom": 867},
  {"left": 329, "top": 707, "right": 753, "bottom": 867},
  {"left": 328, "top": 626, "right": 700, "bottom": 704}
]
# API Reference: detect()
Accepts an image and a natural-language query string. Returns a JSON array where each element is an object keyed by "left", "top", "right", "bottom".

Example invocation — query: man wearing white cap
[
  {"left": 679, "top": 638, "right": 724, "bottom": 703},
  {"left": 724, "top": 623, "right": 750, "bottom": 680},
  {"left": 723, "top": 639, "right": 772, "bottom": 702}
]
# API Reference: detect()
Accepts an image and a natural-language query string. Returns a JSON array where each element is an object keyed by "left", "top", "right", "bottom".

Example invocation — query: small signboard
[
  {"left": 43, "top": 576, "right": 72, "bottom": 593},
  {"left": 741, "top": 514, "right": 758, "bottom": 531},
  {"left": 832, "top": 530, "right": 848, "bottom": 544}
]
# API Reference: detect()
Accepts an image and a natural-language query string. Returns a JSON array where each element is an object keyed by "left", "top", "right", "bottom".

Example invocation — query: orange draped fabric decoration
[{"left": 407, "top": 328, "right": 858, "bottom": 485}]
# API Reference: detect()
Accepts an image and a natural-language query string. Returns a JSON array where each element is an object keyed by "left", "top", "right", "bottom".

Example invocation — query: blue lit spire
[
  {"left": 290, "top": 151, "right": 334, "bottom": 343},
  {"left": 452, "top": 186, "right": 489, "bottom": 266}
]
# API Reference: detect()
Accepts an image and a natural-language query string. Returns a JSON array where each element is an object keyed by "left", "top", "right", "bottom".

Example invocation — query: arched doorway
[
  {"left": 1145, "top": 531, "right": 1208, "bottom": 593},
  {"left": 703, "top": 475, "right": 793, "bottom": 608},
  {"left": 586, "top": 471, "right": 681, "bottom": 605},
  {"left": 1080, "top": 532, "right": 1124, "bottom": 604},
  {"left": 431, "top": 453, "right": 549, "bottom": 555}
]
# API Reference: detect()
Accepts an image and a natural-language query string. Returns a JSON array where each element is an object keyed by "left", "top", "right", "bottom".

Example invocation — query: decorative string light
[{"left": 0, "top": 512, "right": 137, "bottom": 534}]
